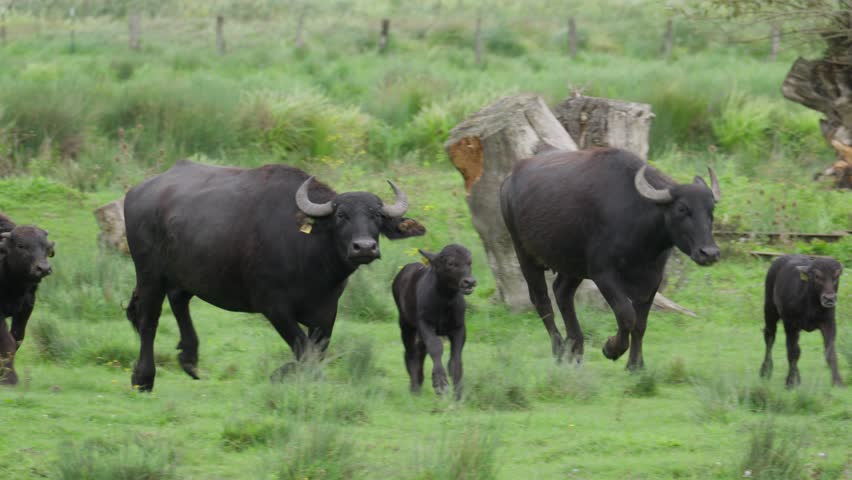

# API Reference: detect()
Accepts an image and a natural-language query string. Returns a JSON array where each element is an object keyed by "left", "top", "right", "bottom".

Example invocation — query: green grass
[
  {"left": 0, "top": 167, "right": 849, "bottom": 479},
  {"left": 0, "top": 3, "right": 850, "bottom": 478}
]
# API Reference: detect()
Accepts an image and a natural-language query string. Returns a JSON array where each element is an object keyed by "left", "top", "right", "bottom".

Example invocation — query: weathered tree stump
[
  {"left": 552, "top": 94, "right": 654, "bottom": 160},
  {"left": 446, "top": 93, "right": 577, "bottom": 310},
  {"left": 94, "top": 198, "right": 129, "bottom": 255}
]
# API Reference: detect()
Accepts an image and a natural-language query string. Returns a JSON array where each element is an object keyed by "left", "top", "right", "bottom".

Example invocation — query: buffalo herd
[{"left": 0, "top": 148, "right": 845, "bottom": 393}]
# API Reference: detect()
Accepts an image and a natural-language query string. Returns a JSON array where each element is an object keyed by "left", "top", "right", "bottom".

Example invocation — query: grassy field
[{"left": 1, "top": 2, "right": 851, "bottom": 479}]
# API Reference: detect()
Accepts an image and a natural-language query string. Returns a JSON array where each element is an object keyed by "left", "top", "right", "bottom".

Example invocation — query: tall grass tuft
[
  {"left": 52, "top": 434, "right": 178, "bottom": 480},
  {"left": 221, "top": 417, "right": 291, "bottom": 452},
  {"left": 693, "top": 375, "right": 829, "bottom": 423},
  {"left": 625, "top": 370, "right": 659, "bottom": 398},
  {"left": 466, "top": 350, "right": 530, "bottom": 411},
  {"left": 413, "top": 427, "right": 499, "bottom": 480},
  {"left": 738, "top": 420, "right": 806, "bottom": 480},
  {"left": 270, "top": 424, "right": 359, "bottom": 480},
  {"left": 30, "top": 317, "right": 75, "bottom": 362},
  {"left": 533, "top": 363, "right": 600, "bottom": 402}
]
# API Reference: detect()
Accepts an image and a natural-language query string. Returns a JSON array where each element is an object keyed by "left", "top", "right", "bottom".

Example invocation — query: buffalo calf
[
  {"left": 0, "top": 214, "right": 54, "bottom": 385},
  {"left": 392, "top": 244, "right": 476, "bottom": 397},
  {"left": 760, "top": 254, "right": 844, "bottom": 387}
]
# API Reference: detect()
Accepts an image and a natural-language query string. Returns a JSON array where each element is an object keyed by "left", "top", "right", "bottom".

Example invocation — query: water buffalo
[
  {"left": 0, "top": 213, "right": 54, "bottom": 385},
  {"left": 124, "top": 160, "right": 425, "bottom": 391},
  {"left": 392, "top": 244, "right": 476, "bottom": 398},
  {"left": 760, "top": 254, "right": 844, "bottom": 387},
  {"left": 500, "top": 147, "right": 721, "bottom": 369}
]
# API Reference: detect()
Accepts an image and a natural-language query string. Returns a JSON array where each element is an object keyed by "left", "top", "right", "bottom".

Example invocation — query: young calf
[
  {"left": 392, "top": 244, "right": 476, "bottom": 397},
  {"left": 0, "top": 213, "right": 55, "bottom": 385},
  {"left": 760, "top": 254, "right": 844, "bottom": 387}
]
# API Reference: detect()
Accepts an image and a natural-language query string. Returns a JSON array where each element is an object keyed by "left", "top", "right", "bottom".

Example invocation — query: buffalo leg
[
  {"left": 819, "top": 320, "right": 844, "bottom": 387},
  {"left": 131, "top": 284, "right": 165, "bottom": 392},
  {"left": 418, "top": 321, "right": 448, "bottom": 395},
  {"left": 626, "top": 298, "right": 652, "bottom": 371},
  {"left": 553, "top": 274, "right": 584, "bottom": 365},
  {"left": 0, "top": 319, "right": 18, "bottom": 386},
  {"left": 447, "top": 325, "right": 466, "bottom": 400},
  {"left": 400, "top": 322, "right": 423, "bottom": 393},
  {"left": 783, "top": 324, "right": 801, "bottom": 388},
  {"left": 593, "top": 273, "right": 635, "bottom": 361},
  {"left": 760, "top": 305, "right": 779, "bottom": 379},
  {"left": 267, "top": 313, "right": 310, "bottom": 380},
  {"left": 167, "top": 289, "right": 200, "bottom": 380},
  {"left": 517, "top": 253, "right": 563, "bottom": 360},
  {"left": 9, "top": 291, "right": 34, "bottom": 351}
]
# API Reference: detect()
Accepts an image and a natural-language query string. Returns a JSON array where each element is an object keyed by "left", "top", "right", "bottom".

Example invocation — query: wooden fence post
[
  {"left": 378, "top": 18, "right": 390, "bottom": 53},
  {"left": 216, "top": 14, "right": 226, "bottom": 55},
  {"left": 768, "top": 23, "right": 780, "bottom": 61},
  {"left": 661, "top": 18, "right": 673, "bottom": 60},
  {"left": 474, "top": 10, "right": 483, "bottom": 67},
  {"left": 294, "top": 6, "right": 306, "bottom": 48},
  {"left": 567, "top": 16, "right": 577, "bottom": 58},
  {"left": 128, "top": 12, "right": 140, "bottom": 50}
]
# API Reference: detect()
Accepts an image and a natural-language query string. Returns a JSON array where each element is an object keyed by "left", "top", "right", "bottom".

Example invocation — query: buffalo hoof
[
  {"left": 832, "top": 378, "right": 845, "bottom": 388},
  {"left": 785, "top": 371, "right": 801, "bottom": 389},
  {"left": 759, "top": 361, "right": 772, "bottom": 379},
  {"left": 602, "top": 336, "right": 628, "bottom": 361},
  {"left": 432, "top": 374, "right": 449, "bottom": 395},
  {"left": 270, "top": 362, "right": 299, "bottom": 383},
  {"left": 551, "top": 336, "right": 565, "bottom": 363},
  {"left": 178, "top": 351, "right": 200, "bottom": 380},
  {"left": 0, "top": 370, "right": 18, "bottom": 386},
  {"left": 131, "top": 373, "right": 154, "bottom": 392}
]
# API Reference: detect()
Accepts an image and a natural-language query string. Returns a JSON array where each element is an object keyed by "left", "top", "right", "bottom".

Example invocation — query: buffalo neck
[
  {"left": 0, "top": 262, "right": 36, "bottom": 297},
  {"left": 623, "top": 203, "right": 673, "bottom": 263}
]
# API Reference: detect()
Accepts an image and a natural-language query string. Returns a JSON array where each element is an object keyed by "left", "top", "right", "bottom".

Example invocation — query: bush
[{"left": 52, "top": 434, "right": 178, "bottom": 480}]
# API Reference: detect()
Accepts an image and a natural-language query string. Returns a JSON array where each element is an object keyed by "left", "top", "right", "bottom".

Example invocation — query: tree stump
[
  {"left": 552, "top": 94, "right": 654, "bottom": 160},
  {"left": 94, "top": 198, "right": 129, "bottom": 255},
  {"left": 446, "top": 93, "right": 577, "bottom": 310}
]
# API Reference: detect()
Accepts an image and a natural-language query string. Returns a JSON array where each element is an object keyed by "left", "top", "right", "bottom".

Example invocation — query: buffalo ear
[
  {"left": 796, "top": 266, "right": 809, "bottom": 282},
  {"left": 693, "top": 176, "right": 709, "bottom": 188},
  {"left": 380, "top": 216, "right": 427, "bottom": 240},
  {"left": 418, "top": 249, "right": 436, "bottom": 264},
  {"left": 835, "top": 266, "right": 844, "bottom": 279}
]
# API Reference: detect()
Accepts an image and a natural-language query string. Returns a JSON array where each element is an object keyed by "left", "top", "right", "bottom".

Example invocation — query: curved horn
[
  {"left": 295, "top": 176, "right": 334, "bottom": 217},
  {"left": 381, "top": 180, "right": 408, "bottom": 217},
  {"left": 707, "top": 167, "right": 721, "bottom": 202},
  {"left": 0, "top": 232, "right": 10, "bottom": 239},
  {"left": 634, "top": 165, "right": 673, "bottom": 204}
]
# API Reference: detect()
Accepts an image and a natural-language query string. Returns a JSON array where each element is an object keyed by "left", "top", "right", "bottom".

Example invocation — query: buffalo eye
[
  {"left": 676, "top": 204, "right": 690, "bottom": 217},
  {"left": 336, "top": 211, "right": 348, "bottom": 221},
  {"left": 17, "top": 243, "right": 26, "bottom": 250}
]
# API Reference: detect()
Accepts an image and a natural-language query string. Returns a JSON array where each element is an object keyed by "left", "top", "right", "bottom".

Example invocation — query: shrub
[{"left": 52, "top": 434, "right": 178, "bottom": 480}]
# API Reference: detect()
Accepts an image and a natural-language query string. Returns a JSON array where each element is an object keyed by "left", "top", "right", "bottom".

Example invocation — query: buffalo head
[
  {"left": 797, "top": 257, "right": 843, "bottom": 309},
  {"left": 635, "top": 165, "right": 721, "bottom": 266},
  {"left": 296, "top": 177, "right": 425, "bottom": 267},
  {"left": 419, "top": 244, "right": 477, "bottom": 295},
  {"left": 0, "top": 226, "right": 54, "bottom": 281}
]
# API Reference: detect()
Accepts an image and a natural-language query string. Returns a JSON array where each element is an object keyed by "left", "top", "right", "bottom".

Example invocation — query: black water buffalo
[
  {"left": 0, "top": 213, "right": 54, "bottom": 385},
  {"left": 500, "top": 148, "right": 721, "bottom": 369},
  {"left": 124, "top": 160, "right": 425, "bottom": 391},
  {"left": 760, "top": 254, "right": 844, "bottom": 387},
  {"left": 392, "top": 244, "right": 476, "bottom": 397}
]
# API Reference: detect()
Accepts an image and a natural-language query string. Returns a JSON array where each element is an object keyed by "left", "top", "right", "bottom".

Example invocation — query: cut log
[
  {"left": 551, "top": 95, "right": 654, "bottom": 160},
  {"left": 446, "top": 93, "right": 576, "bottom": 311},
  {"left": 94, "top": 198, "right": 129, "bottom": 255}
]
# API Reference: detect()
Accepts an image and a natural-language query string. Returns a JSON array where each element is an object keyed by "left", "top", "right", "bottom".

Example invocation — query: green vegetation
[{"left": 0, "top": 1, "right": 849, "bottom": 479}]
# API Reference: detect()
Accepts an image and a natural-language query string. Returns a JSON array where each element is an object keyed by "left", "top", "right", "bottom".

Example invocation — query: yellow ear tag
[
  {"left": 300, "top": 218, "right": 314, "bottom": 234},
  {"left": 799, "top": 271, "right": 808, "bottom": 282},
  {"left": 421, "top": 257, "right": 429, "bottom": 265}
]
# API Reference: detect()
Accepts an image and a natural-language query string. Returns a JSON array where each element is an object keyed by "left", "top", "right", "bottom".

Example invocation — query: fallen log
[{"left": 714, "top": 230, "right": 849, "bottom": 244}]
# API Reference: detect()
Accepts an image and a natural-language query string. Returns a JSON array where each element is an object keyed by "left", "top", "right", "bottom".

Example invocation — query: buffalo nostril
[
  {"left": 352, "top": 239, "right": 378, "bottom": 255},
  {"left": 699, "top": 247, "right": 720, "bottom": 260}
]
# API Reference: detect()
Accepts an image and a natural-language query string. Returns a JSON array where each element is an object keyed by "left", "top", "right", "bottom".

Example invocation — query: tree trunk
[
  {"left": 445, "top": 93, "right": 577, "bottom": 310},
  {"left": 128, "top": 12, "right": 141, "bottom": 51},
  {"left": 216, "top": 14, "right": 226, "bottom": 55},
  {"left": 782, "top": 56, "right": 852, "bottom": 188},
  {"left": 552, "top": 94, "right": 654, "bottom": 160},
  {"left": 378, "top": 18, "right": 390, "bottom": 53},
  {"left": 94, "top": 198, "right": 130, "bottom": 255}
]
